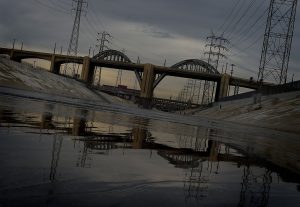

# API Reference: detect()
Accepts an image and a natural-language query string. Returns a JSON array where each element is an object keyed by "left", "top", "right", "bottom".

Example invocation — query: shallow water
[{"left": 0, "top": 93, "right": 299, "bottom": 207}]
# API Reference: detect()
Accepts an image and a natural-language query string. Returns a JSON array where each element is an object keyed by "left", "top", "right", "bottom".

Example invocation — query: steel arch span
[
  {"left": 171, "top": 59, "right": 219, "bottom": 74},
  {"left": 171, "top": 59, "right": 219, "bottom": 104},
  {"left": 153, "top": 59, "right": 219, "bottom": 89},
  {"left": 93, "top": 49, "right": 132, "bottom": 63}
]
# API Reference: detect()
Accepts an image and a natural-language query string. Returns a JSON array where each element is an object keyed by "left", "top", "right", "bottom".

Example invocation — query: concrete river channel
[{"left": 0, "top": 92, "right": 299, "bottom": 207}]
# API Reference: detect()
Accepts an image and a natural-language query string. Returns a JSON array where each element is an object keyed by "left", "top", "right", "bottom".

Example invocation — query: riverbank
[
  {"left": 194, "top": 91, "right": 300, "bottom": 134},
  {"left": 0, "top": 56, "right": 134, "bottom": 107}
]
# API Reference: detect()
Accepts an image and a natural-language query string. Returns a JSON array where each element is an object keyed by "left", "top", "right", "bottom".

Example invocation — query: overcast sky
[{"left": 0, "top": 0, "right": 299, "bottom": 98}]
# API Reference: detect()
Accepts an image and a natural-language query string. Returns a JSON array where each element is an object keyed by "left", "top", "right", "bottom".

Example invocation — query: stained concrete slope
[
  {"left": 0, "top": 56, "right": 135, "bottom": 106},
  {"left": 195, "top": 91, "right": 300, "bottom": 133}
]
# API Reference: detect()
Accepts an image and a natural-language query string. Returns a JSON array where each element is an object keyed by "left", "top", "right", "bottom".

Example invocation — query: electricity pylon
[
  {"left": 258, "top": 0, "right": 298, "bottom": 84},
  {"left": 94, "top": 31, "right": 111, "bottom": 85},
  {"left": 202, "top": 33, "right": 229, "bottom": 104},
  {"left": 64, "top": 0, "right": 87, "bottom": 76},
  {"left": 96, "top": 31, "right": 111, "bottom": 53}
]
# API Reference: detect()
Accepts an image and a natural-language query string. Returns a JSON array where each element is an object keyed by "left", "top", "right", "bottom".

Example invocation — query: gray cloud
[
  {"left": 139, "top": 25, "right": 173, "bottom": 39},
  {"left": 0, "top": 0, "right": 299, "bottom": 97}
]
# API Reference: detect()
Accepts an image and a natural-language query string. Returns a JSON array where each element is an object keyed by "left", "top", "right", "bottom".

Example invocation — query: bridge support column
[
  {"left": 132, "top": 127, "right": 147, "bottom": 149},
  {"left": 41, "top": 112, "right": 53, "bottom": 129},
  {"left": 139, "top": 64, "right": 155, "bottom": 108},
  {"left": 72, "top": 110, "right": 88, "bottom": 136},
  {"left": 207, "top": 140, "right": 219, "bottom": 161},
  {"left": 81, "top": 56, "right": 94, "bottom": 85},
  {"left": 10, "top": 50, "right": 21, "bottom": 62},
  {"left": 72, "top": 118, "right": 86, "bottom": 136},
  {"left": 215, "top": 74, "right": 230, "bottom": 102},
  {"left": 50, "top": 55, "right": 60, "bottom": 74}
]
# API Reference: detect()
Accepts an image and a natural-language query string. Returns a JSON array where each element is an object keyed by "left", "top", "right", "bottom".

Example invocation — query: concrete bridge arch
[
  {"left": 93, "top": 49, "right": 132, "bottom": 63},
  {"left": 89, "top": 49, "right": 133, "bottom": 85},
  {"left": 152, "top": 59, "right": 219, "bottom": 90},
  {"left": 171, "top": 59, "right": 219, "bottom": 74}
]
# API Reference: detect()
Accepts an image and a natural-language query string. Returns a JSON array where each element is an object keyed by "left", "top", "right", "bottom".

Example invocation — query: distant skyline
[{"left": 0, "top": 0, "right": 299, "bottom": 98}]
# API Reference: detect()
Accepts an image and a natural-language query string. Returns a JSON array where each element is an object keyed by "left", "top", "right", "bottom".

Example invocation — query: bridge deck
[{"left": 0, "top": 47, "right": 274, "bottom": 90}]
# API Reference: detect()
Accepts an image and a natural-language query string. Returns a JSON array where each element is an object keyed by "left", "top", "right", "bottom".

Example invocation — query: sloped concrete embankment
[
  {"left": 194, "top": 91, "right": 300, "bottom": 133},
  {"left": 0, "top": 56, "right": 135, "bottom": 106}
]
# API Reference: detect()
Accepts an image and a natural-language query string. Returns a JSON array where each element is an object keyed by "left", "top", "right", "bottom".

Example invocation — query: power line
[
  {"left": 48, "top": 0, "right": 70, "bottom": 10},
  {"left": 222, "top": 0, "right": 247, "bottom": 34},
  {"left": 227, "top": 57, "right": 258, "bottom": 75},
  {"left": 80, "top": 23, "right": 97, "bottom": 46},
  {"left": 84, "top": 16, "right": 99, "bottom": 36},
  {"left": 56, "top": 0, "right": 72, "bottom": 7},
  {"left": 228, "top": 1, "right": 268, "bottom": 41},
  {"left": 231, "top": 8, "right": 269, "bottom": 46},
  {"left": 33, "top": 0, "right": 71, "bottom": 14},
  {"left": 218, "top": 0, "right": 241, "bottom": 32},
  {"left": 87, "top": 0, "right": 106, "bottom": 31},
  {"left": 229, "top": 3, "right": 285, "bottom": 52},
  {"left": 232, "top": 5, "right": 290, "bottom": 54},
  {"left": 226, "top": 0, "right": 261, "bottom": 40}
]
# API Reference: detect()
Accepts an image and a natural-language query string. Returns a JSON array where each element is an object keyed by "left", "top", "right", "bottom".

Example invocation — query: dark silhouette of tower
[
  {"left": 258, "top": 0, "right": 298, "bottom": 84},
  {"left": 64, "top": 0, "right": 87, "bottom": 76}
]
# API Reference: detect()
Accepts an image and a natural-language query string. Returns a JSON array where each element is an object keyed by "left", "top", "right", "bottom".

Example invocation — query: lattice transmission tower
[
  {"left": 258, "top": 0, "right": 298, "bottom": 84},
  {"left": 96, "top": 31, "right": 111, "bottom": 53},
  {"left": 202, "top": 33, "right": 229, "bottom": 104},
  {"left": 177, "top": 33, "right": 229, "bottom": 105},
  {"left": 94, "top": 31, "right": 111, "bottom": 85},
  {"left": 64, "top": 0, "right": 87, "bottom": 76},
  {"left": 115, "top": 49, "right": 126, "bottom": 87}
]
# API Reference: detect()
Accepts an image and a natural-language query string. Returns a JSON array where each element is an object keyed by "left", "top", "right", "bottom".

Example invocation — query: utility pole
[
  {"left": 64, "top": 0, "right": 87, "bottom": 76},
  {"left": 12, "top": 39, "right": 16, "bottom": 49},
  {"left": 21, "top": 41, "right": 23, "bottom": 50},
  {"left": 60, "top": 46, "right": 63, "bottom": 55},
  {"left": 53, "top": 42, "right": 57, "bottom": 54},
  {"left": 88, "top": 46, "right": 92, "bottom": 57},
  {"left": 258, "top": 0, "right": 298, "bottom": 84}
]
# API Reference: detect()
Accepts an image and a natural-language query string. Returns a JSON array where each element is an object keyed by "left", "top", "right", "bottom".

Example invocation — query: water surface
[{"left": 0, "top": 93, "right": 299, "bottom": 207}]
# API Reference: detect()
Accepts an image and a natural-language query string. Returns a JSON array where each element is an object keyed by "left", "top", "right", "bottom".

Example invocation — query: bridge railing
[
  {"left": 261, "top": 80, "right": 300, "bottom": 94},
  {"left": 220, "top": 80, "right": 300, "bottom": 102}
]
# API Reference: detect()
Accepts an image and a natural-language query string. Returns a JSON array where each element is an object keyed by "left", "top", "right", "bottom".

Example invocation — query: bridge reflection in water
[
  {"left": 35, "top": 110, "right": 298, "bottom": 206},
  {"left": 0, "top": 108, "right": 299, "bottom": 206}
]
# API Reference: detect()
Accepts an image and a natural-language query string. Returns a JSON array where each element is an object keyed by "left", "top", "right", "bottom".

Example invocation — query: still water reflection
[{"left": 0, "top": 95, "right": 299, "bottom": 207}]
